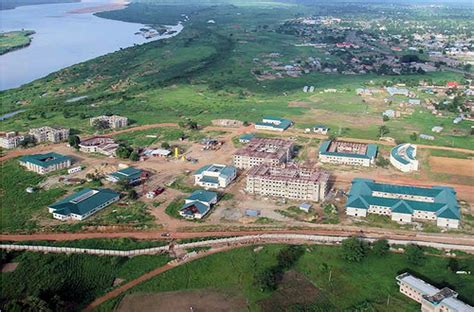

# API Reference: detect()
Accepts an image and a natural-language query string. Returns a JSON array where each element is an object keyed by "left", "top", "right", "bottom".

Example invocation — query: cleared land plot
[
  {"left": 429, "top": 157, "right": 474, "bottom": 177},
  {"left": 117, "top": 290, "right": 247, "bottom": 312}
]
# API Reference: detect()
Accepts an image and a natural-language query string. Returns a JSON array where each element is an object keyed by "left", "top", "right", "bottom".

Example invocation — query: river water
[{"left": 0, "top": 1, "right": 183, "bottom": 91}]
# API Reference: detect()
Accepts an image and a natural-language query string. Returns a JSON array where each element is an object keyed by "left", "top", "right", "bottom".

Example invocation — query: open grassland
[
  {"left": 0, "top": 30, "right": 35, "bottom": 55},
  {"left": 0, "top": 160, "right": 65, "bottom": 233},
  {"left": 0, "top": 3, "right": 471, "bottom": 150},
  {"left": 95, "top": 244, "right": 474, "bottom": 311},
  {"left": 0, "top": 251, "right": 170, "bottom": 311}
]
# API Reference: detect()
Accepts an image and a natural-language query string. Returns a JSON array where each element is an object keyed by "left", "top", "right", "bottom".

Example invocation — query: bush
[
  {"left": 405, "top": 244, "right": 426, "bottom": 266},
  {"left": 341, "top": 237, "right": 369, "bottom": 262},
  {"left": 372, "top": 239, "right": 390, "bottom": 256},
  {"left": 376, "top": 157, "right": 390, "bottom": 168}
]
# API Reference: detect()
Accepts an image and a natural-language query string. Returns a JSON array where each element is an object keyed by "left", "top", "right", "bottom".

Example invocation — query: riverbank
[
  {"left": 68, "top": 1, "right": 129, "bottom": 14},
  {"left": 0, "top": 30, "right": 35, "bottom": 55}
]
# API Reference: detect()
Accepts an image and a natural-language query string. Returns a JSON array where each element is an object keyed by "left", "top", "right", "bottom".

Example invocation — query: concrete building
[
  {"left": 319, "top": 140, "right": 378, "bottom": 167},
  {"left": 390, "top": 143, "right": 419, "bottom": 172},
  {"left": 246, "top": 163, "right": 329, "bottom": 202},
  {"left": 233, "top": 138, "right": 294, "bottom": 169},
  {"left": 106, "top": 167, "right": 143, "bottom": 185},
  {"left": 239, "top": 133, "right": 255, "bottom": 144},
  {"left": 179, "top": 190, "right": 218, "bottom": 219},
  {"left": 346, "top": 178, "right": 460, "bottom": 229},
  {"left": 396, "top": 273, "right": 473, "bottom": 312},
  {"left": 90, "top": 115, "right": 128, "bottom": 129},
  {"left": 19, "top": 152, "right": 72, "bottom": 174},
  {"left": 48, "top": 188, "right": 120, "bottom": 221},
  {"left": 254, "top": 116, "right": 293, "bottom": 132},
  {"left": 194, "top": 164, "right": 237, "bottom": 189},
  {"left": 313, "top": 125, "right": 329, "bottom": 135},
  {"left": 29, "top": 126, "right": 70, "bottom": 143},
  {"left": 0, "top": 132, "right": 24, "bottom": 149},
  {"left": 386, "top": 87, "right": 409, "bottom": 96},
  {"left": 78, "top": 137, "right": 118, "bottom": 156}
]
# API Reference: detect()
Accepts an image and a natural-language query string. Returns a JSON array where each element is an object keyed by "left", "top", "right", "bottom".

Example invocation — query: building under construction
[
  {"left": 233, "top": 137, "right": 294, "bottom": 169},
  {"left": 245, "top": 163, "right": 330, "bottom": 202},
  {"left": 319, "top": 140, "right": 378, "bottom": 167}
]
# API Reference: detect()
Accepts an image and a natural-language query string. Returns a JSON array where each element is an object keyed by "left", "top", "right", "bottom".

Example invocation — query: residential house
[
  {"left": 106, "top": 167, "right": 143, "bottom": 185},
  {"left": 179, "top": 190, "right": 218, "bottom": 219},
  {"left": 194, "top": 164, "right": 237, "bottom": 189}
]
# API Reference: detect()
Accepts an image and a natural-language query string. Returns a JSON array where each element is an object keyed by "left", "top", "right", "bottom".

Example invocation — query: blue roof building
[
  {"left": 390, "top": 143, "right": 419, "bottom": 172},
  {"left": 179, "top": 190, "right": 218, "bottom": 219},
  {"left": 106, "top": 167, "right": 143, "bottom": 184},
  {"left": 239, "top": 133, "right": 255, "bottom": 143},
  {"left": 345, "top": 178, "right": 460, "bottom": 228},
  {"left": 255, "top": 116, "right": 293, "bottom": 132},
  {"left": 319, "top": 140, "right": 378, "bottom": 167},
  {"left": 194, "top": 164, "right": 237, "bottom": 189},
  {"left": 19, "top": 152, "right": 72, "bottom": 174},
  {"left": 48, "top": 188, "right": 120, "bottom": 221}
]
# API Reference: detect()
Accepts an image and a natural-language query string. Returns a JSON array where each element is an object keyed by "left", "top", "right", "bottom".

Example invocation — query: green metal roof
[
  {"left": 19, "top": 152, "right": 71, "bottom": 168},
  {"left": 200, "top": 176, "right": 219, "bottom": 185},
  {"left": 346, "top": 179, "right": 460, "bottom": 220},
  {"left": 391, "top": 144, "right": 416, "bottom": 165},
  {"left": 194, "top": 164, "right": 236, "bottom": 179},
  {"left": 187, "top": 190, "right": 217, "bottom": 203},
  {"left": 109, "top": 167, "right": 142, "bottom": 182},
  {"left": 49, "top": 188, "right": 119, "bottom": 217},
  {"left": 319, "top": 141, "right": 378, "bottom": 159},
  {"left": 180, "top": 201, "right": 210, "bottom": 216},
  {"left": 239, "top": 133, "right": 255, "bottom": 141},
  {"left": 257, "top": 117, "right": 293, "bottom": 130}
]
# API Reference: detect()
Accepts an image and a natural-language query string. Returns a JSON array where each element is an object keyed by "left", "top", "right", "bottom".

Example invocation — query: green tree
[
  {"left": 372, "top": 239, "right": 390, "bottom": 256},
  {"left": 161, "top": 142, "right": 170, "bottom": 149},
  {"left": 376, "top": 156, "right": 390, "bottom": 168},
  {"left": 378, "top": 125, "right": 389, "bottom": 137},
  {"left": 117, "top": 179, "right": 131, "bottom": 191},
  {"left": 410, "top": 132, "right": 418, "bottom": 141},
  {"left": 92, "top": 119, "right": 110, "bottom": 130},
  {"left": 116, "top": 144, "right": 132, "bottom": 159},
  {"left": 127, "top": 189, "right": 138, "bottom": 200},
  {"left": 341, "top": 237, "right": 369, "bottom": 262},
  {"left": 405, "top": 244, "right": 426, "bottom": 265},
  {"left": 382, "top": 115, "right": 390, "bottom": 122},
  {"left": 448, "top": 258, "right": 459, "bottom": 272},
  {"left": 68, "top": 135, "right": 81, "bottom": 149},
  {"left": 129, "top": 151, "right": 139, "bottom": 161}
]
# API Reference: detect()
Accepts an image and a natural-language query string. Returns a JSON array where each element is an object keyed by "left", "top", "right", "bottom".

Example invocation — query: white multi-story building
[
  {"left": 346, "top": 178, "right": 461, "bottom": 229},
  {"left": 29, "top": 126, "right": 70, "bottom": 143},
  {"left": 0, "top": 132, "right": 24, "bottom": 149},
  {"left": 390, "top": 143, "right": 419, "bottom": 172},
  {"left": 246, "top": 163, "right": 329, "bottom": 202},
  {"left": 254, "top": 116, "right": 293, "bottom": 132},
  {"left": 90, "top": 115, "right": 128, "bottom": 129},
  {"left": 19, "top": 152, "right": 72, "bottom": 174},
  {"left": 319, "top": 140, "right": 378, "bottom": 167},
  {"left": 396, "top": 273, "right": 473, "bottom": 312},
  {"left": 194, "top": 164, "right": 237, "bottom": 189},
  {"left": 233, "top": 138, "right": 294, "bottom": 170}
]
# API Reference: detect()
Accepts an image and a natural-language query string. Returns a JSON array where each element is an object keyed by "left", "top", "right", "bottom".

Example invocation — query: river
[{"left": 0, "top": 1, "right": 183, "bottom": 91}]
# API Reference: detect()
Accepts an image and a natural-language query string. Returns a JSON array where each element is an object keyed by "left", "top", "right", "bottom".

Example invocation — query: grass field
[
  {"left": 0, "top": 251, "right": 170, "bottom": 311},
  {"left": 0, "top": 30, "right": 35, "bottom": 55},
  {"left": 94, "top": 244, "right": 474, "bottom": 311},
  {"left": 0, "top": 3, "right": 471, "bottom": 150}
]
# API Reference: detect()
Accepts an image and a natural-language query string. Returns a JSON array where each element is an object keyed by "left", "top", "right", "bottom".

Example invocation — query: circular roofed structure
[{"left": 390, "top": 143, "right": 419, "bottom": 172}]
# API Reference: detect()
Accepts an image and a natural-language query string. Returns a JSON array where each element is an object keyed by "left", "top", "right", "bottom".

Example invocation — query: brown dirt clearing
[{"left": 429, "top": 156, "right": 474, "bottom": 177}]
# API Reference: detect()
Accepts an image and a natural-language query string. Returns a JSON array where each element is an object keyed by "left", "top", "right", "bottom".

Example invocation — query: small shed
[
  {"left": 245, "top": 209, "right": 261, "bottom": 217},
  {"left": 299, "top": 203, "right": 312, "bottom": 213}
]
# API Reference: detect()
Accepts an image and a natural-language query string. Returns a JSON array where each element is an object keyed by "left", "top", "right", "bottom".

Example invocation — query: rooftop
[
  {"left": 187, "top": 190, "right": 218, "bottom": 203},
  {"left": 109, "top": 167, "right": 143, "bottom": 181},
  {"left": 19, "top": 152, "right": 71, "bottom": 168},
  {"left": 49, "top": 188, "right": 119, "bottom": 217},
  {"left": 247, "top": 163, "right": 330, "bottom": 184},
  {"left": 391, "top": 143, "right": 417, "bottom": 165},
  {"left": 234, "top": 138, "right": 293, "bottom": 160},
  {"left": 194, "top": 164, "right": 236, "bottom": 178},
  {"left": 320, "top": 140, "right": 378, "bottom": 159}
]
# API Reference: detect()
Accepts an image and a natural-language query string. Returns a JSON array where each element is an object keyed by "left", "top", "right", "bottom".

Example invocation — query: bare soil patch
[
  {"left": 288, "top": 101, "right": 311, "bottom": 108},
  {"left": 429, "top": 156, "right": 474, "bottom": 177},
  {"left": 117, "top": 289, "right": 247, "bottom": 312},
  {"left": 259, "top": 271, "right": 320, "bottom": 312},
  {"left": 1, "top": 263, "right": 19, "bottom": 273}
]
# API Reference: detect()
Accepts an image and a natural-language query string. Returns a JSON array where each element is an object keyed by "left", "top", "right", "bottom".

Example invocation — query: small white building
[
  {"left": 313, "top": 125, "right": 329, "bottom": 135},
  {"left": 194, "top": 164, "right": 237, "bottom": 189},
  {"left": 431, "top": 126, "right": 443, "bottom": 133}
]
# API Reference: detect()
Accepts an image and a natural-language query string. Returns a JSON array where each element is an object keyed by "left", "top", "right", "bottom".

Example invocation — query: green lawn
[{"left": 93, "top": 244, "right": 474, "bottom": 311}]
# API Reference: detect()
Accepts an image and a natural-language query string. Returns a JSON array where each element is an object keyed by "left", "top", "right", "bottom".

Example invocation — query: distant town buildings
[
  {"left": 396, "top": 273, "right": 473, "bottom": 312},
  {"left": 0, "top": 131, "right": 24, "bottom": 149},
  {"left": 19, "top": 152, "right": 72, "bottom": 174},
  {"left": 48, "top": 188, "right": 120, "bottom": 221},
  {"left": 420, "top": 134, "right": 435, "bottom": 141},
  {"left": 29, "top": 126, "right": 69, "bottom": 143},
  {"left": 194, "top": 164, "right": 237, "bottom": 189},
  {"left": 246, "top": 163, "right": 329, "bottom": 202},
  {"left": 319, "top": 140, "right": 378, "bottom": 167},
  {"left": 346, "top": 178, "right": 460, "bottom": 229},
  {"left": 90, "top": 115, "right": 128, "bottom": 129},
  {"left": 386, "top": 87, "right": 409, "bottom": 97},
  {"left": 254, "top": 116, "right": 293, "bottom": 132},
  {"left": 179, "top": 190, "right": 218, "bottom": 219},
  {"left": 390, "top": 143, "right": 419, "bottom": 172},
  {"left": 431, "top": 126, "right": 443, "bottom": 133},
  {"left": 233, "top": 137, "right": 294, "bottom": 169},
  {"left": 106, "top": 167, "right": 143, "bottom": 185},
  {"left": 78, "top": 137, "right": 118, "bottom": 156}
]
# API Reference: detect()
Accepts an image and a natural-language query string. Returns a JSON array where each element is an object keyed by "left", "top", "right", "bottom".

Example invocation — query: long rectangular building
[
  {"left": 246, "top": 163, "right": 329, "bottom": 202},
  {"left": 19, "top": 152, "right": 72, "bottom": 174},
  {"left": 233, "top": 137, "right": 294, "bottom": 169},
  {"left": 345, "top": 178, "right": 460, "bottom": 228},
  {"left": 396, "top": 273, "right": 473, "bottom": 312},
  {"left": 319, "top": 140, "right": 377, "bottom": 167},
  {"left": 29, "top": 126, "right": 70, "bottom": 143}
]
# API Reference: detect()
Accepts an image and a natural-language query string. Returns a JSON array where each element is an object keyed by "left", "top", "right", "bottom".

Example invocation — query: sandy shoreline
[{"left": 68, "top": 2, "right": 129, "bottom": 14}]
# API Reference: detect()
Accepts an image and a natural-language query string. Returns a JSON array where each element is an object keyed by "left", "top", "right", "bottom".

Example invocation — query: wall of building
[
  {"left": 319, "top": 154, "right": 372, "bottom": 167},
  {"left": 345, "top": 207, "right": 367, "bottom": 217}
]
